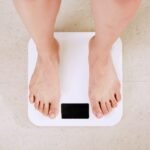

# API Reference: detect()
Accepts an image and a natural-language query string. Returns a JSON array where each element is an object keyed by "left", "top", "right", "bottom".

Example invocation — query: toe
[
  {"left": 110, "top": 96, "right": 118, "bottom": 108},
  {"left": 49, "top": 100, "right": 59, "bottom": 119},
  {"left": 34, "top": 98, "right": 40, "bottom": 110},
  {"left": 115, "top": 91, "right": 121, "bottom": 102},
  {"left": 100, "top": 101, "right": 109, "bottom": 115},
  {"left": 39, "top": 101, "right": 44, "bottom": 113},
  {"left": 43, "top": 103, "right": 50, "bottom": 116},
  {"left": 29, "top": 94, "right": 35, "bottom": 103},
  {"left": 106, "top": 101, "right": 112, "bottom": 112},
  {"left": 90, "top": 100, "right": 103, "bottom": 118}
]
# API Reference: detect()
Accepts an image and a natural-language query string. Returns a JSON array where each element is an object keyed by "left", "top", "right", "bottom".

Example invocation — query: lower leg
[
  {"left": 14, "top": 0, "right": 61, "bottom": 55},
  {"left": 92, "top": 0, "right": 141, "bottom": 49},
  {"left": 89, "top": 0, "right": 141, "bottom": 117},
  {"left": 14, "top": 0, "right": 61, "bottom": 118}
]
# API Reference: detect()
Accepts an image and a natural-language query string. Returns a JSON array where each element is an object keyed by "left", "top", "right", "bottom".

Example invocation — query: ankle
[
  {"left": 89, "top": 36, "right": 111, "bottom": 61},
  {"left": 93, "top": 34, "right": 115, "bottom": 49},
  {"left": 36, "top": 37, "right": 58, "bottom": 50},
  {"left": 35, "top": 37, "right": 59, "bottom": 60},
  {"left": 36, "top": 38, "right": 59, "bottom": 63},
  {"left": 37, "top": 52, "right": 59, "bottom": 65}
]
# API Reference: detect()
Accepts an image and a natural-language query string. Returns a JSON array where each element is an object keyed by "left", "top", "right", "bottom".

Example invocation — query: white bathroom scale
[{"left": 28, "top": 32, "right": 123, "bottom": 127}]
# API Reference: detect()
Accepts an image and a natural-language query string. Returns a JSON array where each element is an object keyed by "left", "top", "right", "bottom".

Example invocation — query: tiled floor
[{"left": 0, "top": 0, "right": 150, "bottom": 150}]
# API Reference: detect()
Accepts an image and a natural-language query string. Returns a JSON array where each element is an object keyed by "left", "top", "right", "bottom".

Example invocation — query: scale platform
[{"left": 28, "top": 32, "right": 123, "bottom": 126}]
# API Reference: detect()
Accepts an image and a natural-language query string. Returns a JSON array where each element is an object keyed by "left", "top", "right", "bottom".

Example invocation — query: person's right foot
[{"left": 29, "top": 38, "right": 60, "bottom": 118}]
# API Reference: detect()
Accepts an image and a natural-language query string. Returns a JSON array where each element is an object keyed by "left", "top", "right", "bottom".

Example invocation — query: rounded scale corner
[
  {"left": 27, "top": 38, "right": 34, "bottom": 50},
  {"left": 117, "top": 37, "right": 122, "bottom": 43},
  {"left": 113, "top": 37, "right": 122, "bottom": 49},
  {"left": 28, "top": 38, "right": 33, "bottom": 46},
  {"left": 117, "top": 38, "right": 123, "bottom": 48},
  {"left": 107, "top": 110, "right": 123, "bottom": 127},
  {"left": 27, "top": 109, "right": 43, "bottom": 127}
]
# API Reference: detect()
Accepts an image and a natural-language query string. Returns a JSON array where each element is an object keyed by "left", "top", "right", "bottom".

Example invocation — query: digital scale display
[{"left": 61, "top": 103, "right": 89, "bottom": 119}]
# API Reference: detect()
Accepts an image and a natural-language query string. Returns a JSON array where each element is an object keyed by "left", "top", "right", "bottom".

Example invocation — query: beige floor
[{"left": 0, "top": 0, "right": 150, "bottom": 150}]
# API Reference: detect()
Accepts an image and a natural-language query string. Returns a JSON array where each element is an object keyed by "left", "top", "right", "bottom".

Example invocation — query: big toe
[
  {"left": 115, "top": 91, "right": 121, "bottom": 102},
  {"left": 43, "top": 103, "right": 50, "bottom": 116},
  {"left": 29, "top": 93, "right": 35, "bottom": 103},
  {"left": 49, "top": 100, "right": 59, "bottom": 119},
  {"left": 90, "top": 99, "right": 103, "bottom": 118}
]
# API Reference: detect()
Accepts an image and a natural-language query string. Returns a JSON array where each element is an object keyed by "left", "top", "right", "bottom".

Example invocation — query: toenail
[
  {"left": 96, "top": 113, "right": 103, "bottom": 118},
  {"left": 50, "top": 113, "right": 56, "bottom": 119}
]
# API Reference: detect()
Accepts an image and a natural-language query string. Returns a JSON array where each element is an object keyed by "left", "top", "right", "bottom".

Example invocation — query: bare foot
[
  {"left": 29, "top": 38, "right": 60, "bottom": 118},
  {"left": 89, "top": 37, "right": 121, "bottom": 118}
]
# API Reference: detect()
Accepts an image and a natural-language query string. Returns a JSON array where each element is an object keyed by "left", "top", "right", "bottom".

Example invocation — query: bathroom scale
[{"left": 28, "top": 32, "right": 123, "bottom": 126}]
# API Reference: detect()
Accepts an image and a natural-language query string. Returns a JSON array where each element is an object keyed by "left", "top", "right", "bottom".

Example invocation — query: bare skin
[
  {"left": 89, "top": 0, "right": 141, "bottom": 118},
  {"left": 29, "top": 38, "right": 60, "bottom": 118},
  {"left": 89, "top": 37, "right": 121, "bottom": 118},
  {"left": 14, "top": 0, "right": 141, "bottom": 118},
  {"left": 14, "top": 0, "right": 61, "bottom": 118}
]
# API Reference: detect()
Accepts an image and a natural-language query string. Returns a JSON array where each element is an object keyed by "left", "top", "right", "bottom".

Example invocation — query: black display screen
[{"left": 61, "top": 103, "right": 89, "bottom": 119}]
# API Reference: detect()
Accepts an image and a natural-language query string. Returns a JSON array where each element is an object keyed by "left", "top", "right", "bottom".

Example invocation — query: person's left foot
[{"left": 88, "top": 37, "right": 121, "bottom": 118}]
